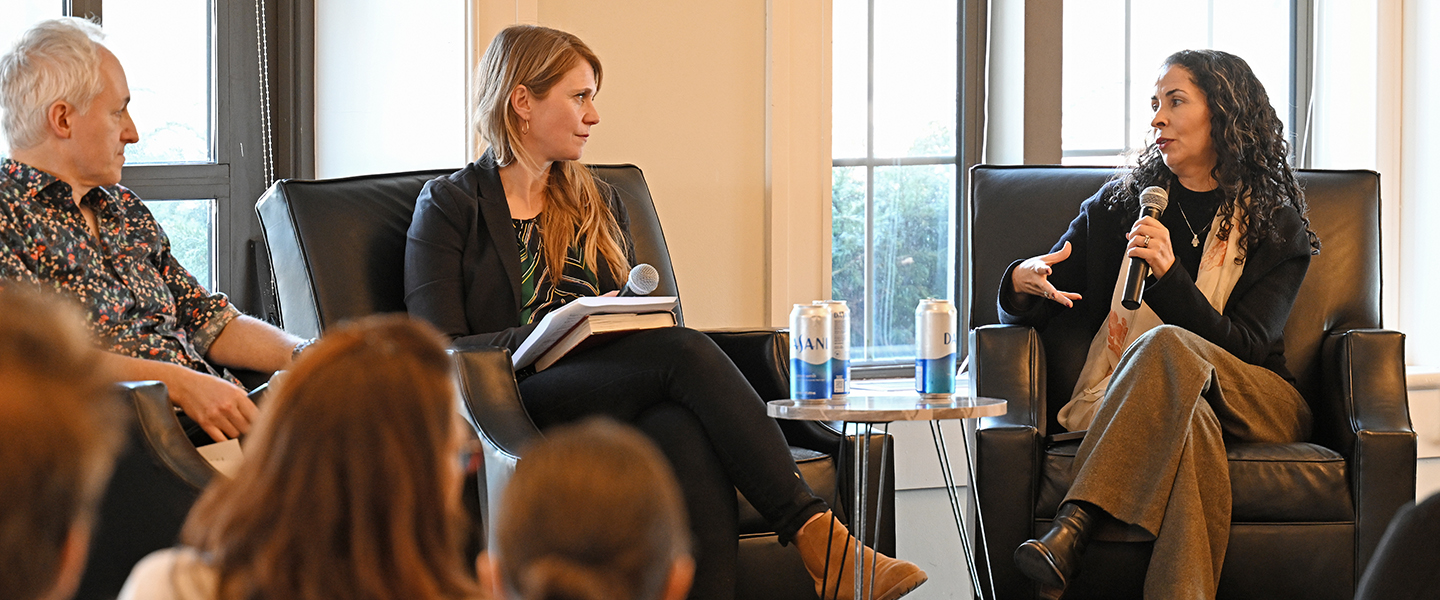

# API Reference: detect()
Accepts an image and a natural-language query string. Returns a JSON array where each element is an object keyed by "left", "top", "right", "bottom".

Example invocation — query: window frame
[
  {"left": 832, "top": 0, "right": 986, "bottom": 377},
  {"left": 1058, "top": 0, "right": 1312, "bottom": 165},
  {"left": 61, "top": 0, "right": 296, "bottom": 316}
]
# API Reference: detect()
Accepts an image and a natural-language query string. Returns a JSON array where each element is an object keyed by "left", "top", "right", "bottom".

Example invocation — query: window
[
  {"left": 0, "top": 0, "right": 274, "bottom": 308},
  {"left": 1062, "top": 0, "right": 1296, "bottom": 165},
  {"left": 832, "top": 0, "right": 959, "bottom": 367}
]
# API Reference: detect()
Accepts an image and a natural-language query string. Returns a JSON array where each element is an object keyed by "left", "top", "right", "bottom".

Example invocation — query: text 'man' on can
[{"left": 790, "top": 304, "right": 832, "bottom": 402}]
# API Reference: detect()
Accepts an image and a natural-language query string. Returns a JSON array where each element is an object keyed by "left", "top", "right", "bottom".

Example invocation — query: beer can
[
  {"left": 790, "top": 304, "right": 833, "bottom": 402},
  {"left": 814, "top": 300, "right": 850, "bottom": 399},
  {"left": 915, "top": 298, "right": 957, "bottom": 398}
]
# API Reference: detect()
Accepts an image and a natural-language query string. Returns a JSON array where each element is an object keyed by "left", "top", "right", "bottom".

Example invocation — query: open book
[{"left": 511, "top": 296, "right": 679, "bottom": 370}]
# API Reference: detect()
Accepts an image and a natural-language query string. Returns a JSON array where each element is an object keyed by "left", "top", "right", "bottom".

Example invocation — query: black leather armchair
[
  {"left": 255, "top": 165, "right": 895, "bottom": 600},
  {"left": 75, "top": 383, "right": 219, "bottom": 600},
  {"left": 965, "top": 165, "right": 1415, "bottom": 600}
]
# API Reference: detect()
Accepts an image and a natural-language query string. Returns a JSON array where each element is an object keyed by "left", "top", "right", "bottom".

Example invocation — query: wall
[
  {"left": 1400, "top": 0, "right": 1440, "bottom": 367},
  {"left": 465, "top": 0, "right": 831, "bottom": 330},
  {"left": 314, "top": 0, "right": 467, "bottom": 178},
  {"left": 523, "top": 1, "right": 769, "bottom": 329},
  {"left": 985, "top": 0, "right": 1062, "bottom": 165}
]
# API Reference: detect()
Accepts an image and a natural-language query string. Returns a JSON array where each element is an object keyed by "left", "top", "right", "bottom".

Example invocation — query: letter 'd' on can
[
  {"left": 814, "top": 300, "right": 850, "bottom": 398},
  {"left": 915, "top": 298, "right": 957, "bottom": 398}
]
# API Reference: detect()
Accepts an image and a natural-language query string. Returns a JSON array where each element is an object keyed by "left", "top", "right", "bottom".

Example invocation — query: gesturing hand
[{"left": 1012, "top": 241, "right": 1083, "bottom": 308}]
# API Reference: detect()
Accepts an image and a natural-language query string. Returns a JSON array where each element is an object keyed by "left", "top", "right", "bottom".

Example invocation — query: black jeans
[{"left": 519, "top": 326, "right": 828, "bottom": 600}]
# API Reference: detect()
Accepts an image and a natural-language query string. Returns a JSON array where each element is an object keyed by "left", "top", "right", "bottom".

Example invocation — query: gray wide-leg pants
[{"left": 1065, "top": 325, "right": 1311, "bottom": 600}]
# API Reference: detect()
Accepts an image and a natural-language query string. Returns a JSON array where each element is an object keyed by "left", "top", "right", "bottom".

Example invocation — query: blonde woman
[{"left": 404, "top": 24, "right": 926, "bottom": 600}]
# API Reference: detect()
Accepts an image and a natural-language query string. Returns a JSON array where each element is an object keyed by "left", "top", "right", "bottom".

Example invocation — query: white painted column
[{"left": 765, "top": 0, "right": 833, "bottom": 326}]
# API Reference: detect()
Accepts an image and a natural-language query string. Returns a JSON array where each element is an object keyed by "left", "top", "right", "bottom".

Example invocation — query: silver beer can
[
  {"left": 790, "top": 303, "right": 833, "bottom": 402},
  {"left": 813, "top": 300, "right": 850, "bottom": 399},
  {"left": 915, "top": 298, "right": 957, "bottom": 399}
]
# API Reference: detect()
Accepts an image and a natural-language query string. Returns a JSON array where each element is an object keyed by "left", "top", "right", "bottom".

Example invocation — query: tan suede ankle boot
[{"left": 795, "top": 511, "right": 928, "bottom": 600}]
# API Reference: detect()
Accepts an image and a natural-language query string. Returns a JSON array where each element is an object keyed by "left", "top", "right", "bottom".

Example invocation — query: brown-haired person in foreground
[
  {"left": 480, "top": 418, "right": 692, "bottom": 600},
  {"left": 0, "top": 286, "right": 125, "bottom": 600},
  {"left": 117, "top": 315, "right": 481, "bottom": 600},
  {"left": 404, "top": 23, "right": 926, "bottom": 600}
]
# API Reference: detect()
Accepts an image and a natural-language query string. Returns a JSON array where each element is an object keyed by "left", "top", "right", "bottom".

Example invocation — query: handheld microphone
[
  {"left": 618, "top": 263, "right": 660, "bottom": 297},
  {"left": 1120, "top": 186, "right": 1170, "bottom": 310}
]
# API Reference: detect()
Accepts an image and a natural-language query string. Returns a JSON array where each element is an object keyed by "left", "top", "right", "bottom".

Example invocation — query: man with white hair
[{"left": 0, "top": 17, "right": 306, "bottom": 444}]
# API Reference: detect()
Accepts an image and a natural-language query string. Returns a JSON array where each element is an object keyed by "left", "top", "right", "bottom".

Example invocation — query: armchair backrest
[
  {"left": 256, "top": 164, "right": 682, "bottom": 339},
  {"left": 967, "top": 165, "right": 1381, "bottom": 433}
]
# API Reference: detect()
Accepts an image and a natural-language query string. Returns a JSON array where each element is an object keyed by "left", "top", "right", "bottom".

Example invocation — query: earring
[{"left": 521, "top": 119, "right": 530, "bottom": 135}]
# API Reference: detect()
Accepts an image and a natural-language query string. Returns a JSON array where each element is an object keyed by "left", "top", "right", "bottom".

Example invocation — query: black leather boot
[{"left": 1013, "top": 501, "right": 1099, "bottom": 592}]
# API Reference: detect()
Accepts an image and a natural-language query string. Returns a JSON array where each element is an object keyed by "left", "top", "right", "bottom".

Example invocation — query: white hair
[{"left": 0, "top": 18, "right": 107, "bottom": 151}]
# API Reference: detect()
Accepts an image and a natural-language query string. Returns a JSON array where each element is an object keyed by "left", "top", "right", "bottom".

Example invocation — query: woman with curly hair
[{"left": 1000, "top": 50, "right": 1320, "bottom": 599}]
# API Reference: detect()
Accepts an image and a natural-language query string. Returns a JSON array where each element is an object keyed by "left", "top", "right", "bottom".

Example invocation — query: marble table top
[{"left": 766, "top": 394, "right": 1007, "bottom": 422}]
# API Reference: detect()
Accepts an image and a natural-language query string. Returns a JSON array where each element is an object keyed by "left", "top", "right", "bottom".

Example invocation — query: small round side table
[{"left": 768, "top": 395, "right": 1007, "bottom": 600}]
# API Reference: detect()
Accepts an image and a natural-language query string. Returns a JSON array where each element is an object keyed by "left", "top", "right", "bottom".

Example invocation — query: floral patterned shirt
[{"left": 0, "top": 158, "right": 240, "bottom": 380}]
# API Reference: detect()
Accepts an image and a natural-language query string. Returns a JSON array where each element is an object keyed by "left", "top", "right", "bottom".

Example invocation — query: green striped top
[{"left": 514, "top": 217, "right": 602, "bottom": 325}]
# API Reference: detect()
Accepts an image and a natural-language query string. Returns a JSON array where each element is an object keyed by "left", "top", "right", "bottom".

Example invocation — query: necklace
[{"left": 1174, "top": 200, "right": 1209, "bottom": 247}]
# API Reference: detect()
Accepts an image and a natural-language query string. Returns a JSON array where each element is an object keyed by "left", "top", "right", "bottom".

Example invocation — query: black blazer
[
  {"left": 404, "top": 152, "right": 632, "bottom": 352},
  {"left": 998, "top": 182, "right": 1313, "bottom": 382}
]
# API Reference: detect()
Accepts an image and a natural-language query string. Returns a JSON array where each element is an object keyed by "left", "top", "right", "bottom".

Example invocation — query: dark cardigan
[
  {"left": 403, "top": 153, "right": 632, "bottom": 352},
  {"left": 998, "top": 182, "right": 1313, "bottom": 383}
]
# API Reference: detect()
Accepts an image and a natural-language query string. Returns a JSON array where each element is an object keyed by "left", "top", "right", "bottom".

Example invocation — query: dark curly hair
[{"left": 1105, "top": 49, "right": 1321, "bottom": 261}]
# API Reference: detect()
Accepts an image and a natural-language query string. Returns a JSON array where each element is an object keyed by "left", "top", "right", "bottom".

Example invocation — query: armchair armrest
[
  {"left": 451, "top": 345, "right": 539, "bottom": 540},
  {"left": 702, "top": 328, "right": 790, "bottom": 401},
  {"left": 120, "top": 381, "right": 217, "bottom": 490},
  {"left": 80, "top": 383, "right": 214, "bottom": 599},
  {"left": 451, "top": 345, "right": 539, "bottom": 461},
  {"left": 970, "top": 324, "right": 1048, "bottom": 432},
  {"left": 703, "top": 328, "right": 846, "bottom": 451},
  {"left": 970, "top": 325, "right": 1048, "bottom": 594},
  {"left": 1320, "top": 329, "right": 1416, "bottom": 575}
]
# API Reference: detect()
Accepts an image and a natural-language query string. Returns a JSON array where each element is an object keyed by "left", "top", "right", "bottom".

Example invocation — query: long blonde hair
[
  {"left": 473, "top": 24, "right": 630, "bottom": 285},
  {"left": 181, "top": 316, "right": 478, "bottom": 600}
]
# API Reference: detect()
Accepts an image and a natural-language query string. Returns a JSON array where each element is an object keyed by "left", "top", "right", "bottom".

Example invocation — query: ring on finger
[
  {"left": 1042, "top": 291, "right": 1052, "bottom": 299},
  {"left": 1142, "top": 234, "right": 1151, "bottom": 248}
]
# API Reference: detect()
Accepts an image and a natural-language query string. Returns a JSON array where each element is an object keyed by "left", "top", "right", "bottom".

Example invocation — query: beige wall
[{"left": 475, "top": 1, "right": 770, "bottom": 329}]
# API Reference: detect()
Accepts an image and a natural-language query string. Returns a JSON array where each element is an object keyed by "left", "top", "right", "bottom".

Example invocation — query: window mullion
[
  {"left": 67, "top": 0, "right": 102, "bottom": 22},
  {"left": 862, "top": 0, "right": 877, "bottom": 362},
  {"left": 1124, "top": 0, "right": 1132, "bottom": 154}
]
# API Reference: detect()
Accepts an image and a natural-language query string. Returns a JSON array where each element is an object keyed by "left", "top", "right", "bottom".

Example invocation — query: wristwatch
[{"left": 291, "top": 338, "right": 318, "bottom": 361}]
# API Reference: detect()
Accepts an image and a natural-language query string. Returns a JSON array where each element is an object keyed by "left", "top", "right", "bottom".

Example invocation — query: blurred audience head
[
  {"left": 0, "top": 17, "right": 107, "bottom": 151},
  {"left": 484, "top": 418, "right": 692, "bottom": 600},
  {"left": 182, "top": 315, "right": 478, "bottom": 600},
  {"left": 472, "top": 24, "right": 602, "bottom": 167},
  {"left": 0, "top": 285, "right": 123, "bottom": 600}
]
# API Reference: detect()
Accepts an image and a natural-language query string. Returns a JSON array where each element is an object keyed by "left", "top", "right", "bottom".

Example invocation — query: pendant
[{"left": 1192, "top": 235, "right": 1200, "bottom": 247}]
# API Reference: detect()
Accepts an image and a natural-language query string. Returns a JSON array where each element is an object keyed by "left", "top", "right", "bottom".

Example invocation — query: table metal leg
[
  {"left": 853, "top": 423, "right": 869, "bottom": 600},
  {"left": 841, "top": 422, "right": 894, "bottom": 600},
  {"left": 931, "top": 421, "right": 984, "bottom": 600},
  {"left": 867, "top": 423, "right": 890, "bottom": 600}
]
